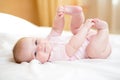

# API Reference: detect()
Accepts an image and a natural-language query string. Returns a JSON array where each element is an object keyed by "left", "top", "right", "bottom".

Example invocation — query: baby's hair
[{"left": 13, "top": 37, "right": 27, "bottom": 63}]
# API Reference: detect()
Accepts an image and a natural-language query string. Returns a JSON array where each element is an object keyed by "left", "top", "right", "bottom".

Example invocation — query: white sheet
[{"left": 0, "top": 13, "right": 120, "bottom": 80}]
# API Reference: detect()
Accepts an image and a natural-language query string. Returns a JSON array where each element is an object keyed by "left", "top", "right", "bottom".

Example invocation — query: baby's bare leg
[
  {"left": 64, "top": 6, "right": 85, "bottom": 35},
  {"left": 86, "top": 19, "right": 111, "bottom": 58}
]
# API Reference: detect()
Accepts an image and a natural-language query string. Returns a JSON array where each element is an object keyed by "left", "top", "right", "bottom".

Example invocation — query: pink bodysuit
[{"left": 48, "top": 36, "right": 89, "bottom": 62}]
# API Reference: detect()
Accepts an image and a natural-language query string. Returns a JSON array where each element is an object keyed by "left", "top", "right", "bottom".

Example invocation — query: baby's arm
[
  {"left": 66, "top": 19, "right": 94, "bottom": 57},
  {"left": 48, "top": 6, "right": 64, "bottom": 37}
]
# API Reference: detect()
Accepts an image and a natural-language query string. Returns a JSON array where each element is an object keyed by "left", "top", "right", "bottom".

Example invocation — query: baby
[{"left": 13, "top": 6, "right": 111, "bottom": 64}]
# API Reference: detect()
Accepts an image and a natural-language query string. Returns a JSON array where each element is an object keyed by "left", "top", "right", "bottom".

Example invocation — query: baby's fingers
[
  {"left": 57, "top": 6, "right": 64, "bottom": 13},
  {"left": 85, "top": 19, "right": 94, "bottom": 26}
]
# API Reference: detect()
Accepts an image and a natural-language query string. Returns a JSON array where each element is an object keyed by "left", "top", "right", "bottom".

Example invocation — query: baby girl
[{"left": 13, "top": 6, "right": 111, "bottom": 64}]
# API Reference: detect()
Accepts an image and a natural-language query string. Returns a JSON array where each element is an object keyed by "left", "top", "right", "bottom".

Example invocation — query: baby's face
[{"left": 19, "top": 37, "right": 52, "bottom": 63}]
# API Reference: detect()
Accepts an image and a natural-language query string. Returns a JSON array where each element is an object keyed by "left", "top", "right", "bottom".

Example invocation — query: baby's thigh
[{"left": 87, "top": 29, "right": 97, "bottom": 41}]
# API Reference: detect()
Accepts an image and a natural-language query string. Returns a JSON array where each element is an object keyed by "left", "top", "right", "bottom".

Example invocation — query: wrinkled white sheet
[{"left": 0, "top": 13, "right": 120, "bottom": 80}]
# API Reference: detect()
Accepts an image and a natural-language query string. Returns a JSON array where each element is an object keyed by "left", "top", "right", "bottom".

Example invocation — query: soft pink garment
[{"left": 48, "top": 36, "right": 89, "bottom": 62}]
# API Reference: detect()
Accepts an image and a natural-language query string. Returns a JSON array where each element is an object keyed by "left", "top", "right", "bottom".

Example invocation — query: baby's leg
[
  {"left": 86, "top": 19, "right": 111, "bottom": 58},
  {"left": 64, "top": 6, "right": 85, "bottom": 35}
]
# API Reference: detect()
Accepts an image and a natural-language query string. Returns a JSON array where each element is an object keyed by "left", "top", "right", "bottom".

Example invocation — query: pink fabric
[{"left": 48, "top": 36, "right": 89, "bottom": 62}]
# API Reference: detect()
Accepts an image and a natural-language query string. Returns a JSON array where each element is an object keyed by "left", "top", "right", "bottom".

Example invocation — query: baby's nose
[{"left": 37, "top": 45, "right": 42, "bottom": 51}]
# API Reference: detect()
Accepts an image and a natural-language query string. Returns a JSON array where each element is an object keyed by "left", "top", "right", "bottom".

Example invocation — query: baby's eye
[
  {"left": 34, "top": 52, "right": 37, "bottom": 57},
  {"left": 35, "top": 40, "right": 37, "bottom": 45}
]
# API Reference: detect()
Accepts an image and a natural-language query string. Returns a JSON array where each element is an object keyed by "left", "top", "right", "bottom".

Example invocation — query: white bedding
[{"left": 0, "top": 13, "right": 120, "bottom": 80}]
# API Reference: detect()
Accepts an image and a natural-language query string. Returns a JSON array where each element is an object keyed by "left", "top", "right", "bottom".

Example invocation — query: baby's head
[{"left": 13, "top": 37, "right": 52, "bottom": 63}]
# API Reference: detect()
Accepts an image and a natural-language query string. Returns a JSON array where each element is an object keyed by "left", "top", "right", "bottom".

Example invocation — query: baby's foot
[
  {"left": 83, "top": 19, "right": 94, "bottom": 29},
  {"left": 53, "top": 6, "right": 64, "bottom": 28},
  {"left": 63, "top": 6, "right": 85, "bottom": 35},
  {"left": 92, "top": 19, "right": 108, "bottom": 30}
]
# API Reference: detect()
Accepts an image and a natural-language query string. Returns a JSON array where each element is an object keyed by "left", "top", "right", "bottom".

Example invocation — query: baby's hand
[
  {"left": 56, "top": 6, "right": 64, "bottom": 18},
  {"left": 92, "top": 18, "right": 108, "bottom": 30},
  {"left": 83, "top": 19, "right": 94, "bottom": 29}
]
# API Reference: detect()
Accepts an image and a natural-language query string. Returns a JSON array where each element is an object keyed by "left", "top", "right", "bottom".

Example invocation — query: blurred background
[{"left": 0, "top": 0, "right": 120, "bottom": 34}]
